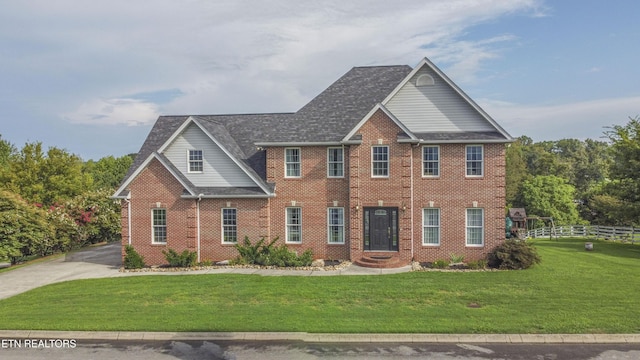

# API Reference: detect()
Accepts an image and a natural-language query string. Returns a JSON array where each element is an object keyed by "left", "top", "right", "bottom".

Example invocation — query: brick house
[{"left": 113, "top": 58, "right": 513, "bottom": 267}]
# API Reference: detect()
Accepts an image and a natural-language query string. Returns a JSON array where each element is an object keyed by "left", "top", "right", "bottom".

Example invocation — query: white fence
[{"left": 527, "top": 225, "right": 640, "bottom": 244}]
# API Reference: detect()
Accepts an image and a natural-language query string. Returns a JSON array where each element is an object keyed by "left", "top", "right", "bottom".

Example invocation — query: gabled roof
[
  {"left": 256, "top": 65, "right": 413, "bottom": 144},
  {"left": 343, "top": 103, "right": 418, "bottom": 142},
  {"left": 115, "top": 58, "right": 512, "bottom": 197},
  {"left": 382, "top": 57, "right": 512, "bottom": 142}
]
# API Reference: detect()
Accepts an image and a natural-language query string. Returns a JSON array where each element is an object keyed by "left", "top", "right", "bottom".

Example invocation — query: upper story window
[
  {"left": 466, "top": 145, "right": 483, "bottom": 177},
  {"left": 285, "top": 148, "right": 301, "bottom": 178},
  {"left": 422, "top": 146, "right": 440, "bottom": 177},
  {"left": 188, "top": 150, "right": 203, "bottom": 173},
  {"left": 152, "top": 208, "right": 167, "bottom": 244},
  {"left": 371, "top": 145, "right": 389, "bottom": 177},
  {"left": 327, "top": 147, "right": 344, "bottom": 178}
]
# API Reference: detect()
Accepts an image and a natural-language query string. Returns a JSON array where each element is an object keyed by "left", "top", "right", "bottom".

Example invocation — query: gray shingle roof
[{"left": 117, "top": 61, "right": 510, "bottom": 197}]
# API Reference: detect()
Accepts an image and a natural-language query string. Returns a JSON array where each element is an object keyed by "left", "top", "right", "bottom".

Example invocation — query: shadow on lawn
[{"left": 531, "top": 238, "right": 640, "bottom": 260}]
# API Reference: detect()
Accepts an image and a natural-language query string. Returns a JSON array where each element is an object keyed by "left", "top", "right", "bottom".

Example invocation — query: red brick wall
[
  {"left": 411, "top": 142, "right": 506, "bottom": 262},
  {"left": 348, "top": 109, "right": 414, "bottom": 263},
  {"left": 347, "top": 109, "right": 506, "bottom": 263},
  {"left": 198, "top": 198, "right": 269, "bottom": 262},
  {"left": 123, "top": 158, "right": 196, "bottom": 265},
  {"left": 123, "top": 113, "right": 506, "bottom": 265},
  {"left": 266, "top": 146, "right": 350, "bottom": 260}
]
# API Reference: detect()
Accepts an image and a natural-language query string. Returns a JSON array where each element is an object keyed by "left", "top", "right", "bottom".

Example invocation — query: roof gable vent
[{"left": 416, "top": 74, "right": 435, "bottom": 86}]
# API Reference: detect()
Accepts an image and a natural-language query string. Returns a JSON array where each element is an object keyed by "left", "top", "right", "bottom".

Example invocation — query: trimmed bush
[
  {"left": 162, "top": 248, "right": 197, "bottom": 268},
  {"left": 488, "top": 239, "right": 541, "bottom": 270},
  {"left": 123, "top": 245, "right": 145, "bottom": 269}
]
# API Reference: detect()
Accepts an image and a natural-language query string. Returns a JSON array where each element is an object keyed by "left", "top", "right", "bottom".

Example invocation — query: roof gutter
[
  {"left": 180, "top": 194, "right": 276, "bottom": 199},
  {"left": 399, "top": 139, "right": 515, "bottom": 144}
]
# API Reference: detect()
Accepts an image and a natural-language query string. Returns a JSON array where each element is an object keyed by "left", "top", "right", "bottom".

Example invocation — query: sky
[{"left": 1, "top": 0, "right": 638, "bottom": 160}]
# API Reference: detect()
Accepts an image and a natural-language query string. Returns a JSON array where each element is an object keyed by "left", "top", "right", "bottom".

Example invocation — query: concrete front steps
[{"left": 353, "top": 253, "right": 409, "bottom": 269}]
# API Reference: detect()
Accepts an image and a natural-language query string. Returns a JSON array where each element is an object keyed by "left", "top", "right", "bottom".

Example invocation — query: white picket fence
[{"left": 527, "top": 225, "right": 640, "bottom": 243}]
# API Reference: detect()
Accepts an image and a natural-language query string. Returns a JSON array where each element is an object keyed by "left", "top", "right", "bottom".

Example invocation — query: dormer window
[
  {"left": 416, "top": 74, "right": 435, "bottom": 86},
  {"left": 188, "top": 149, "right": 203, "bottom": 173}
]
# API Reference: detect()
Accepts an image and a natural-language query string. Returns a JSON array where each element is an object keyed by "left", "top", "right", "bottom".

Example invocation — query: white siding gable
[
  {"left": 163, "top": 124, "right": 257, "bottom": 187},
  {"left": 385, "top": 68, "right": 495, "bottom": 133}
]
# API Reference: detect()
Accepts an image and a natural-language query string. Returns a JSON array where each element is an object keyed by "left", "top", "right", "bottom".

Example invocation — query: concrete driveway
[{"left": 0, "top": 243, "right": 122, "bottom": 300}]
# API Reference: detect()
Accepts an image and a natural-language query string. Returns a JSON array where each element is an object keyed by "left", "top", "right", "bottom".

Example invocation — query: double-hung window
[
  {"left": 422, "top": 146, "right": 439, "bottom": 177},
  {"left": 327, "top": 147, "right": 344, "bottom": 178},
  {"left": 372, "top": 145, "right": 389, "bottom": 177},
  {"left": 152, "top": 208, "right": 167, "bottom": 244},
  {"left": 422, "top": 208, "right": 440, "bottom": 245},
  {"left": 466, "top": 145, "right": 483, "bottom": 177},
  {"left": 188, "top": 150, "right": 203, "bottom": 173},
  {"left": 286, "top": 207, "right": 302, "bottom": 243},
  {"left": 327, "top": 207, "right": 345, "bottom": 244},
  {"left": 285, "top": 148, "right": 301, "bottom": 178},
  {"left": 222, "top": 208, "right": 237, "bottom": 243},
  {"left": 466, "top": 208, "right": 484, "bottom": 246}
]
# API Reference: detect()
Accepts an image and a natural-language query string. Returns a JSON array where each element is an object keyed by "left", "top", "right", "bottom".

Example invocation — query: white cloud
[
  {"left": 0, "top": 0, "right": 543, "bottom": 125},
  {"left": 62, "top": 98, "right": 159, "bottom": 126},
  {"left": 480, "top": 96, "right": 640, "bottom": 141}
]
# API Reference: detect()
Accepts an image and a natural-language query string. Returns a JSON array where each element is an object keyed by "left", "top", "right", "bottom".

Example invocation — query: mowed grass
[{"left": 0, "top": 238, "right": 638, "bottom": 333}]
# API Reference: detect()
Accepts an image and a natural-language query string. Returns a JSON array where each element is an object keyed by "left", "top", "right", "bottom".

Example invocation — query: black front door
[{"left": 363, "top": 207, "right": 398, "bottom": 251}]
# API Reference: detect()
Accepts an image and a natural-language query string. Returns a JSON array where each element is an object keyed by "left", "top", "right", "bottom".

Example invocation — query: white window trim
[
  {"left": 221, "top": 208, "right": 237, "bottom": 244},
  {"left": 327, "top": 147, "right": 344, "bottom": 178},
  {"left": 465, "top": 145, "right": 484, "bottom": 178},
  {"left": 422, "top": 145, "right": 440, "bottom": 178},
  {"left": 284, "top": 147, "right": 301, "bottom": 178},
  {"left": 422, "top": 208, "right": 440, "bottom": 246},
  {"left": 371, "top": 145, "right": 389, "bottom": 178},
  {"left": 151, "top": 208, "right": 167, "bottom": 244},
  {"left": 187, "top": 149, "right": 204, "bottom": 174},
  {"left": 465, "top": 208, "right": 484, "bottom": 247},
  {"left": 285, "top": 207, "right": 302, "bottom": 243},
  {"left": 327, "top": 207, "right": 345, "bottom": 244}
]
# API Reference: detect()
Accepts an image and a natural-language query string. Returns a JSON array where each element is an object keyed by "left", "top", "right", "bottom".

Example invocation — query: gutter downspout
[
  {"left": 197, "top": 194, "right": 203, "bottom": 263},
  {"left": 125, "top": 196, "right": 132, "bottom": 246},
  {"left": 410, "top": 144, "right": 415, "bottom": 261}
]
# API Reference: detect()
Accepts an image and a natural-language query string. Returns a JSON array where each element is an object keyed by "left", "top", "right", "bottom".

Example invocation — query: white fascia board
[
  {"left": 382, "top": 57, "right": 513, "bottom": 141},
  {"left": 112, "top": 152, "right": 196, "bottom": 198},
  {"left": 416, "top": 139, "right": 515, "bottom": 144},
  {"left": 157, "top": 116, "right": 196, "bottom": 153},
  {"left": 341, "top": 103, "right": 418, "bottom": 142},
  {"left": 188, "top": 117, "right": 274, "bottom": 196},
  {"left": 181, "top": 193, "right": 275, "bottom": 199},
  {"left": 254, "top": 141, "right": 344, "bottom": 147}
]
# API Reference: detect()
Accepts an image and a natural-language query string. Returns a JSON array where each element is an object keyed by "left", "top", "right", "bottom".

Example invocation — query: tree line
[
  {"left": 507, "top": 116, "right": 640, "bottom": 227},
  {"left": 0, "top": 136, "right": 133, "bottom": 263}
]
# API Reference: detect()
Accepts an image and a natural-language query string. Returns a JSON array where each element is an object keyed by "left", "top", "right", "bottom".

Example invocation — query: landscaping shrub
[
  {"left": 233, "top": 236, "right": 313, "bottom": 267},
  {"left": 488, "top": 239, "right": 541, "bottom": 270},
  {"left": 466, "top": 259, "right": 487, "bottom": 270},
  {"left": 432, "top": 259, "right": 449, "bottom": 269},
  {"left": 123, "top": 245, "right": 145, "bottom": 269},
  {"left": 162, "top": 248, "right": 197, "bottom": 267},
  {"left": 233, "top": 236, "right": 278, "bottom": 264}
]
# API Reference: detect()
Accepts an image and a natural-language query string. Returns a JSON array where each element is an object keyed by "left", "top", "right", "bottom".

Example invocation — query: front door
[{"left": 363, "top": 207, "right": 398, "bottom": 251}]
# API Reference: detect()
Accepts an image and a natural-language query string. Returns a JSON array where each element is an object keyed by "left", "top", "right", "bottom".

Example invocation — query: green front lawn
[{"left": 0, "top": 238, "right": 638, "bottom": 333}]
